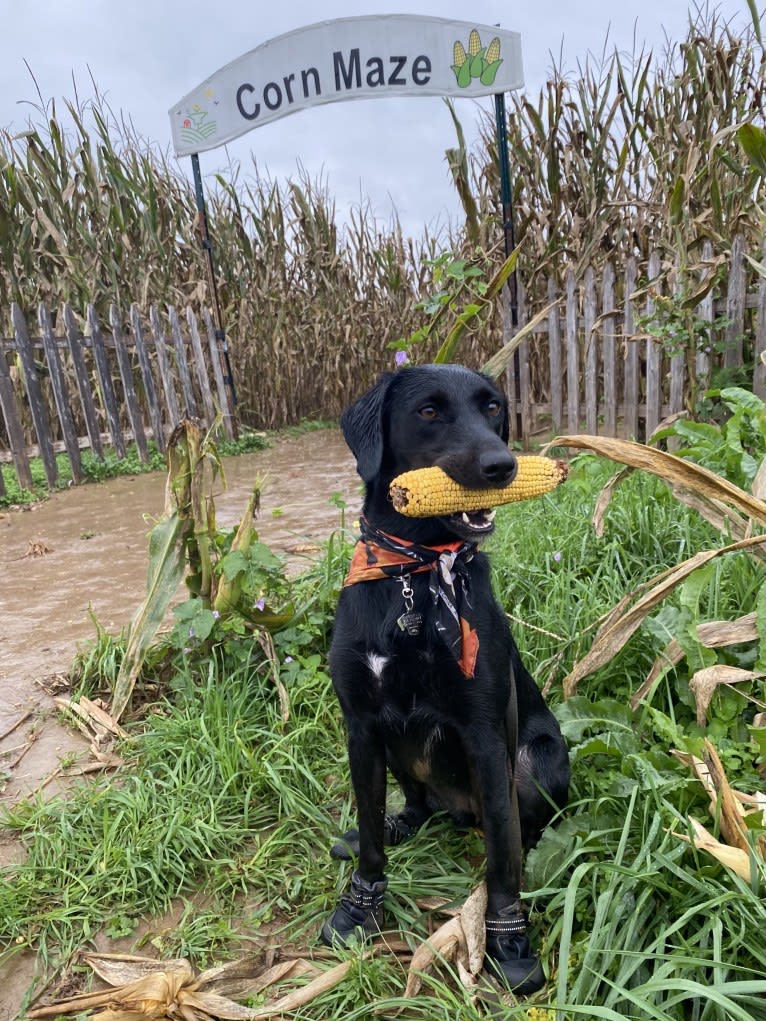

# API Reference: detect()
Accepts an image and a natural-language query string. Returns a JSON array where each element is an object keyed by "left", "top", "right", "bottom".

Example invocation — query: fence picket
[
  {"left": 38, "top": 303, "right": 83, "bottom": 483},
  {"left": 725, "top": 234, "right": 746, "bottom": 368},
  {"left": 203, "top": 308, "right": 235, "bottom": 440},
  {"left": 11, "top": 303, "right": 58, "bottom": 487},
  {"left": 515, "top": 283, "right": 532, "bottom": 440},
  {"left": 87, "top": 304, "right": 125, "bottom": 458},
  {"left": 169, "top": 306, "right": 198, "bottom": 419},
  {"left": 624, "top": 258, "right": 639, "bottom": 440},
  {"left": 109, "top": 305, "right": 149, "bottom": 463},
  {"left": 565, "top": 268, "right": 578, "bottom": 431},
  {"left": 645, "top": 251, "right": 663, "bottom": 437},
  {"left": 64, "top": 304, "right": 103, "bottom": 459},
  {"left": 130, "top": 304, "right": 166, "bottom": 453},
  {"left": 602, "top": 262, "right": 616, "bottom": 437},
  {"left": 697, "top": 240, "right": 714, "bottom": 391},
  {"left": 548, "top": 276, "right": 562, "bottom": 433},
  {"left": 584, "top": 267, "right": 598, "bottom": 435},
  {"left": 186, "top": 307, "right": 217, "bottom": 428},
  {"left": 150, "top": 306, "right": 181, "bottom": 429},
  {"left": 0, "top": 340, "right": 34, "bottom": 489},
  {"left": 754, "top": 240, "right": 766, "bottom": 401}
]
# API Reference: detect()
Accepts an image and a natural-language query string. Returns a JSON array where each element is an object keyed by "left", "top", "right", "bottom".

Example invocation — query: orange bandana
[{"left": 344, "top": 520, "right": 480, "bottom": 679}]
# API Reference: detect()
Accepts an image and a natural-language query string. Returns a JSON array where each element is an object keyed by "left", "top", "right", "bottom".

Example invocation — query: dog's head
[{"left": 340, "top": 364, "right": 515, "bottom": 540}]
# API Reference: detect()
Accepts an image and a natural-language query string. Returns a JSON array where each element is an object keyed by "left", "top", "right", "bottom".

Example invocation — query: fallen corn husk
[
  {"left": 671, "top": 739, "right": 766, "bottom": 883},
  {"left": 404, "top": 882, "right": 487, "bottom": 997},
  {"left": 27, "top": 952, "right": 339, "bottom": 1021}
]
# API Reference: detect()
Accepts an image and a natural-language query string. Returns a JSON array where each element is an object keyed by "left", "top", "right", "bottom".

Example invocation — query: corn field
[{"left": 1, "top": 8, "right": 765, "bottom": 434}]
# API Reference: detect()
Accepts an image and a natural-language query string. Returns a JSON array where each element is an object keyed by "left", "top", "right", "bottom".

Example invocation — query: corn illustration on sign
[
  {"left": 170, "top": 15, "right": 523, "bottom": 156},
  {"left": 452, "top": 30, "right": 504, "bottom": 88}
]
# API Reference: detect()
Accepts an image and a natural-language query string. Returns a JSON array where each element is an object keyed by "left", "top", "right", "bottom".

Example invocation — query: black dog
[{"left": 321, "top": 364, "right": 569, "bottom": 993}]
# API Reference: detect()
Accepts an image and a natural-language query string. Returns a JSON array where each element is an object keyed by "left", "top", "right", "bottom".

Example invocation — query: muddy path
[
  {"left": 0, "top": 428, "right": 361, "bottom": 1019},
  {"left": 0, "top": 427, "right": 360, "bottom": 794}
]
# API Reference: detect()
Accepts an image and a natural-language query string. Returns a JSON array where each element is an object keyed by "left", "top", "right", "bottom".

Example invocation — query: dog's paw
[
  {"left": 483, "top": 908, "right": 546, "bottom": 995},
  {"left": 329, "top": 828, "right": 360, "bottom": 861},
  {"left": 330, "top": 813, "right": 422, "bottom": 860},
  {"left": 320, "top": 870, "right": 388, "bottom": 947}
]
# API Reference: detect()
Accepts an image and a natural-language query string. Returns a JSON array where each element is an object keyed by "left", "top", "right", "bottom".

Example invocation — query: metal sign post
[{"left": 493, "top": 90, "right": 523, "bottom": 441}]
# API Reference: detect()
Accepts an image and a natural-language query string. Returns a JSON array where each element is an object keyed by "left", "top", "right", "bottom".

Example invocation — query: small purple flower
[
  {"left": 284, "top": 656, "right": 294, "bottom": 663},
  {"left": 553, "top": 551, "right": 562, "bottom": 562},
  {"left": 395, "top": 350, "right": 409, "bottom": 367},
  {"left": 254, "top": 597, "right": 266, "bottom": 611},
  {"left": 212, "top": 610, "right": 220, "bottom": 620}
]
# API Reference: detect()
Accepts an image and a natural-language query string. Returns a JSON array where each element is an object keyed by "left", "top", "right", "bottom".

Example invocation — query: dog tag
[{"left": 397, "top": 610, "right": 423, "bottom": 636}]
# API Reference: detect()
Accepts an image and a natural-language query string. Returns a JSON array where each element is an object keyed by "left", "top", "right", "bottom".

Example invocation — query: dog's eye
[
  {"left": 487, "top": 400, "right": 501, "bottom": 416},
  {"left": 418, "top": 405, "right": 438, "bottom": 420}
]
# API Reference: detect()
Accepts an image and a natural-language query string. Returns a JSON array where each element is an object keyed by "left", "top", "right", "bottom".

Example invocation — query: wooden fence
[
  {"left": 0, "top": 302, "right": 235, "bottom": 497},
  {"left": 505, "top": 236, "right": 766, "bottom": 442},
  {"left": 3, "top": 236, "right": 766, "bottom": 496}
]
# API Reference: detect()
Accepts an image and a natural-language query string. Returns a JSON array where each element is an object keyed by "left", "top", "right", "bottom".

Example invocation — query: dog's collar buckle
[{"left": 395, "top": 574, "right": 423, "bottom": 636}]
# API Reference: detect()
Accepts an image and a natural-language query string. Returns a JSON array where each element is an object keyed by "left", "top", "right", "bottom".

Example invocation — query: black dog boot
[
  {"left": 320, "top": 870, "right": 388, "bottom": 947},
  {"left": 484, "top": 904, "right": 546, "bottom": 995}
]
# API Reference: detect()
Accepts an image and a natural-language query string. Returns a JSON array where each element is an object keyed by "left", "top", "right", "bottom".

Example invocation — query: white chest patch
[{"left": 366, "top": 652, "right": 389, "bottom": 680}]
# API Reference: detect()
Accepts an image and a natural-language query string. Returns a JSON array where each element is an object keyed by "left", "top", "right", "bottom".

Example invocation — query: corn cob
[
  {"left": 453, "top": 40, "right": 467, "bottom": 67},
  {"left": 468, "top": 29, "right": 482, "bottom": 57},
  {"left": 389, "top": 456, "right": 568, "bottom": 517},
  {"left": 486, "top": 37, "right": 501, "bottom": 63}
]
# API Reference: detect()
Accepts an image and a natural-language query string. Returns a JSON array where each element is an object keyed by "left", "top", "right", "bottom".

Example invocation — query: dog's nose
[{"left": 479, "top": 450, "right": 517, "bottom": 486}]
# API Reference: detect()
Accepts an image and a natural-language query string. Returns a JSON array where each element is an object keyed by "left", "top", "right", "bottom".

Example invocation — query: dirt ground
[{"left": 0, "top": 428, "right": 361, "bottom": 1019}]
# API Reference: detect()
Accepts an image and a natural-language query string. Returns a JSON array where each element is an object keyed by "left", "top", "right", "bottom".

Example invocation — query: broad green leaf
[{"left": 737, "top": 123, "right": 766, "bottom": 176}]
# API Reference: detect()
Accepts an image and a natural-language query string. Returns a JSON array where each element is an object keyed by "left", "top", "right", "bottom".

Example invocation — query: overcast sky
[{"left": 0, "top": 1, "right": 758, "bottom": 238}]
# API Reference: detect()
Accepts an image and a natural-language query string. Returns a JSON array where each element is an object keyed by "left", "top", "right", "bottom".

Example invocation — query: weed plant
[{"left": 2, "top": 457, "right": 766, "bottom": 1018}]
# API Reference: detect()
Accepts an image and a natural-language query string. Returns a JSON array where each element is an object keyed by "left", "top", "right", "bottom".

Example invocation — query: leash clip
[{"left": 396, "top": 574, "right": 423, "bottom": 636}]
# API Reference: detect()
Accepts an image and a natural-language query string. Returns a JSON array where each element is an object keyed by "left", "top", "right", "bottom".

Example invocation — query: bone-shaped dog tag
[{"left": 397, "top": 610, "right": 423, "bottom": 636}]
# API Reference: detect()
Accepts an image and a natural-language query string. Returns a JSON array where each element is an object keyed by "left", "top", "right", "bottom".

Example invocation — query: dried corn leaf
[
  {"left": 460, "top": 882, "right": 487, "bottom": 977},
  {"left": 404, "top": 883, "right": 489, "bottom": 998},
  {"left": 562, "top": 534, "right": 766, "bottom": 697},
  {"left": 689, "top": 665, "right": 765, "bottom": 726},
  {"left": 674, "top": 817, "right": 755, "bottom": 882},
  {"left": 666, "top": 486, "right": 764, "bottom": 559},
  {"left": 56, "top": 697, "right": 128, "bottom": 744},
  {"left": 404, "top": 916, "right": 463, "bottom": 998},
  {"left": 592, "top": 466, "right": 633, "bottom": 537},
  {"left": 28, "top": 969, "right": 195, "bottom": 1018},
  {"left": 703, "top": 740, "right": 751, "bottom": 852},
  {"left": 83, "top": 954, "right": 192, "bottom": 986},
  {"left": 672, "top": 747, "right": 766, "bottom": 828},
  {"left": 551, "top": 434, "right": 766, "bottom": 525},
  {"left": 633, "top": 613, "right": 758, "bottom": 709},
  {"left": 247, "top": 958, "right": 356, "bottom": 1018},
  {"left": 192, "top": 956, "right": 307, "bottom": 995}
]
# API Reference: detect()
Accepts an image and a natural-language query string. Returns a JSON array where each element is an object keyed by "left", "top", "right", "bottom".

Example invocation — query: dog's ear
[{"left": 340, "top": 372, "right": 396, "bottom": 482}]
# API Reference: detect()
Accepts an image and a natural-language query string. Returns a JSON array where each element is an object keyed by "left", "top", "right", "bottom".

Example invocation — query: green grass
[{"left": 2, "top": 455, "right": 765, "bottom": 1018}]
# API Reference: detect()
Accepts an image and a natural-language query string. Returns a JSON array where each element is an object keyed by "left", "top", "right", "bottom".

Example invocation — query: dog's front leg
[
  {"left": 468, "top": 730, "right": 546, "bottom": 995},
  {"left": 348, "top": 720, "right": 387, "bottom": 881},
  {"left": 320, "top": 720, "right": 388, "bottom": 946}
]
